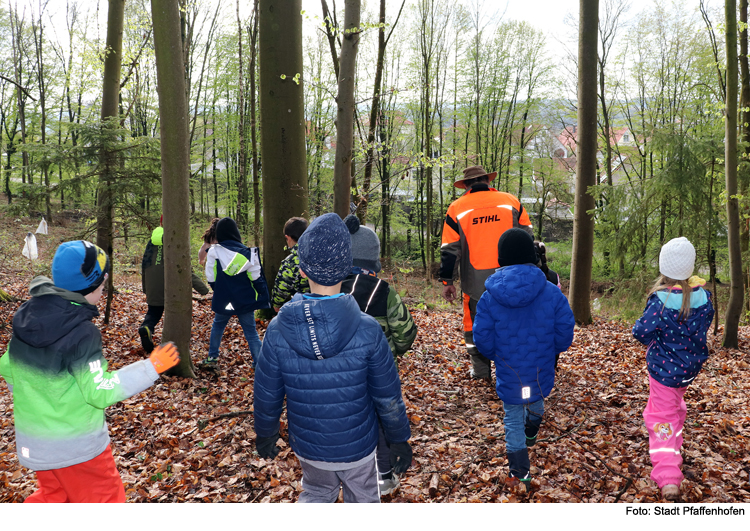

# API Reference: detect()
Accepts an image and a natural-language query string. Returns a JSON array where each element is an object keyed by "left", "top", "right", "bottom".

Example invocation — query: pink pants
[{"left": 643, "top": 376, "right": 688, "bottom": 488}]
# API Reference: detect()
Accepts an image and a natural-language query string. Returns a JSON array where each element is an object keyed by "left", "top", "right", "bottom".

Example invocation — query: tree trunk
[
  {"left": 152, "top": 0, "right": 195, "bottom": 377},
  {"left": 32, "top": 8, "right": 51, "bottom": 221},
  {"left": 235, "top": 0, "right": 248, "bottom": 232},
  {"left": 250, "top": 0, "right": 261, "bottom": 247},
  {"left": 332, "top": 0, "right": 361, "bottom": 218},
  {"left": 97, "top": 0, "right": 125, "bottom": 324},
  {"left": 359, "top": 0, "right": 387, "bottom": 225},
  {"left": 10, "top": 9, "right": 30, "bottom": 186},
  {"left": 569, "top": 0, "right": 599, "bottom": 325},
  {"left": 259, "top": 0, "right": 309, "bottom": 286},
  {"left": 740, "top": 0, "right": 750, "bottom": 315},
  {"left": 724, "top": 0, "right": 744, "bottom": 348}
]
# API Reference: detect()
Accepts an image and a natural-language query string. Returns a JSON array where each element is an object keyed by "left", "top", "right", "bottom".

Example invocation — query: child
[
  {"left": 341, "top": 214, "right": 417, "bottom": 496},
  {"left": 198, "top": 217, "right": 220, "bottom": 267},
  {"left": 0, "top": 240, "right": 180, "bottom": 502},
  {"left": 632, "top": 237, "right": 714, "bottom": 501},
  {"left": 204, "top": 217, "right": 270, "bottom": 368},
  {"left": 473, "top": 228, "right": 575, "bottom": 487},
  {"left": 139, "top": 220, "right": 209, "bottom": 353},
  {"left": 271, "top": 216, "right": 310, "bottom": 312},
  {"left": 253, "top": 213, "right": 412, "bottom": 503},
  {"left": 534, "top": 240, "right": 561, "bottom": 289}
]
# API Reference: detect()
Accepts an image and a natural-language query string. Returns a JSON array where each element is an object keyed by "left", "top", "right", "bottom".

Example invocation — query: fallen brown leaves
[{"left": 1, "top": 281, "right": 749, "bottom": 503}]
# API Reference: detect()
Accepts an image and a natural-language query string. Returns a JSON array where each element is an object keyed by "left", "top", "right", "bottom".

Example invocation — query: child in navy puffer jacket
[
  {"left": 473, "top": 229, "right": 575, "bottom": 487},
  {"left": 632, "top": 237, "right": 714, "bottom": 502},
  {"left": 253, "top": 213, "right": 412, "bottom": 503}
]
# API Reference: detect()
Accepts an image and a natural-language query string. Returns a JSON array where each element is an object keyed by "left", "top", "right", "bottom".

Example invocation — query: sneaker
[
  {"left": 469, "top": 370, "right": 492, "bottom": 383},
  {"left": 200, "top": 357, "right": 219, "bottom": 370},
  {"left": 138, "top": 326, "right": 154, "bottom": 354},
  {"left": 661, "top": 484, "right": 680, "bottom": 501},
  {"left": 378, "top": 471, "right": 400, "bottom": 496}
]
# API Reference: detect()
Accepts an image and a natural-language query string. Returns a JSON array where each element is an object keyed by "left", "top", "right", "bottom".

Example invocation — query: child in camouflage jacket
[
  {"left": 271, "top": 217, "right": 310, "bottom": 312},
  {"left": 340, "top": 215, "right": 417, "bottom": 496}
]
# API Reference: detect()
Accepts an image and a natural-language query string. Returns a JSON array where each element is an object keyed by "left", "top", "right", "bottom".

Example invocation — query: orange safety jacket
[{"left": 439, "top": 184, "right": 532, "bottom": 301}]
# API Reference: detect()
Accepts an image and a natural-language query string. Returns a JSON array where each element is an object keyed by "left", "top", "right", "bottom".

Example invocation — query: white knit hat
[{"left": 659, "top": 237, "right": 695, "bottom": 281}]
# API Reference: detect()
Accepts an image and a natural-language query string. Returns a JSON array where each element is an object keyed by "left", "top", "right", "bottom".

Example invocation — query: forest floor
[{"left": 0, "top": 214, "right": 749, "bottom": 503}]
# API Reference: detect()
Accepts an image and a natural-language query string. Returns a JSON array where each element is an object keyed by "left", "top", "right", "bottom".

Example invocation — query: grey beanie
[
  {"left": 659, "top": 237, "right": 695, "bottom": 281},
  {"left": 344, "top": 215, "right": 381, "bottom": 273},
  {"left": 298, "top": 213, "right": 353, "bottom": 286}
]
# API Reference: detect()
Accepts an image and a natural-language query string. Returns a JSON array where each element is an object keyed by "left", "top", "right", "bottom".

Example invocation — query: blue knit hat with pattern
[
  {"left": 52, "top": 240, "right": 110, "bottom": 295},
  {"left": 298, "top": 213, "right": 352, "bottom": 286}
]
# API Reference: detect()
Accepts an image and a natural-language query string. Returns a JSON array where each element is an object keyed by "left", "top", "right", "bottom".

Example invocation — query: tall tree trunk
[
  {"left": 359, "top": 0, "right": 405, "bottom": 226},
  {"left": 10, "top": 9, "right": 30, "bottom": 186},
  {"left": 97, "top": 0, "right": 125, "bottom": 324},
  {"left": 250, "top": 0, "right": 261, "bottom": 247},
  {"left": 332, "top": 0, "right": 361, "bottom": 218},
  {"left": 32, "top": 7, "right": 51, "bottom": 221},
  {"left": 740, "top": 0, "right": 750, "bottom": 315},
  {"left": 359, "top": 0, "right": 387, "bottom": 224},
  {"left": 151, "top": 0, "right": 195, "bottom": 377},
  {"left": 569, "top": 0, "right": 599, "bottom": 325},
  {"left": 235, "top": 0, "right": 248, "bottom": 232},
  {"left": 259, "top": 0, "right": 308, "bottom": 286},
  {"left": 724, "top": 0, "right": 744, "bottom": 348}
]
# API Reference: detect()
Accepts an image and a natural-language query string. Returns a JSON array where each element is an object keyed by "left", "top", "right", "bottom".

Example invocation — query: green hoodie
[{"left": 0, "top": 277, "right": 160, "bottom": 471}]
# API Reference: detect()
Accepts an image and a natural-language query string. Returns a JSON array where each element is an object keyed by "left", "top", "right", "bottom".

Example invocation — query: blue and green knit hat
[{"left": 52, "top": 240, "right": 110, "bottom": 295}]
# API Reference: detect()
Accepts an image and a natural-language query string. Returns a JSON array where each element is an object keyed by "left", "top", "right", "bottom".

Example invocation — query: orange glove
[{"left": 149, "top": 342, "right": 180, "bottom": 374}]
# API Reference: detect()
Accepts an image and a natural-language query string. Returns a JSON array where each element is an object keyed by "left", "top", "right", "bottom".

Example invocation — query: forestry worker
[{"left": 439, "top": 165, "right": 533, "bottom": 381}]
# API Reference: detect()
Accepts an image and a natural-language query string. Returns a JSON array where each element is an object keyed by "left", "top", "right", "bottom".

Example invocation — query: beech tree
[
  {"left": 259, "top": 0, "right": 308, "bottom": 285},
  {"left": 332, "top": 0, "right": 361, "bottom": 218},
  {"left": 151, "top": 0, "right": 195, "bottom": 376},
  {"left": 723, "top": 0, "right": 744, "bottom": 348},
  {"left": 569, "top": 0, "right": 599, "bottom": 325}
]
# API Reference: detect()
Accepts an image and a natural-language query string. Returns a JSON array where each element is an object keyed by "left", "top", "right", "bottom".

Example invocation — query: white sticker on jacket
[{"left": 522, "top": 386, "right": 531, "bottom": 399}]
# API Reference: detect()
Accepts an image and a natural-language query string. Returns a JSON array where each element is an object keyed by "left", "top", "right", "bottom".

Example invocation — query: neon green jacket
[{"left": 0, "top": 277, "right": 160, "bottom": 471}]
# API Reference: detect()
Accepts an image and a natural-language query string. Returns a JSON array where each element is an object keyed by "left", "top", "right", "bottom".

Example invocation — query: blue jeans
[
  {"left": 207, "top": 311, "right": 261, "bottom": 362},
  {"left": 503, "top": 400, "right": 545, "bottom": 454}
]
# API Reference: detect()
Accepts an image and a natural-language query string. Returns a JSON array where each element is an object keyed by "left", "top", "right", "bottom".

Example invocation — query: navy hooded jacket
[
  {"left": 632, "top": 280, "right": 713, "bottom": 388},
  {"left": 253, "top": 292, "right": 411, "bottom": 463},
  {"left": 473, "top": 264, "right": 575, "bottom": 404}
]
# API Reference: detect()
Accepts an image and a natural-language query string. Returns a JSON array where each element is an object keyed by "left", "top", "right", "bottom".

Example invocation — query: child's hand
[{"left": 150, "top": 342, "right": 180, "bottom": 374}]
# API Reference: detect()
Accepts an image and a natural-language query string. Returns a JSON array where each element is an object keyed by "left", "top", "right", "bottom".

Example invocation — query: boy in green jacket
[
  {"left": 139, "top": 223, "right": 209, "bottom": 353},
  {"left": 271, "top": 216, "right": 310, "bottom": 312},
  {"left": 0, "top": 240, "right": 180, "bottom": 502}
]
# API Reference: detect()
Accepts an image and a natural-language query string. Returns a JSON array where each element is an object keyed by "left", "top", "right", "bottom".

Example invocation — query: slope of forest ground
[{"left": 0, "top": 215, "right": 749, "bottom": 503}]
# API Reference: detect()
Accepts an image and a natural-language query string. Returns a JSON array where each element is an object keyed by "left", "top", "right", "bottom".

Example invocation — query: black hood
[
  {"left": 216, "top": 217, "right": 242, "bottom": 243},
  {"left": 12, "top": 276, "right": 99, "bottom": 348}
]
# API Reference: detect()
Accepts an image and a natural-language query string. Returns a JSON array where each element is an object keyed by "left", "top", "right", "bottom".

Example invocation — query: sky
[
  {"left": 47, "top": 0, "right": 717, "bottom": 53},
  {"left": 38, "top": 0, "right": 720, "bottom": 78}
]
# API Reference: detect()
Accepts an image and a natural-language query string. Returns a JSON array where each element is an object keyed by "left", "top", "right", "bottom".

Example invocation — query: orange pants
[{"left": 24, "top": 445, "right": 126, "bottom": 503}]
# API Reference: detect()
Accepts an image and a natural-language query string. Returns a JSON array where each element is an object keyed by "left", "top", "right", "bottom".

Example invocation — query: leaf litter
[{"left": 1, "top": 276, "right": 749, "bottom": 503}]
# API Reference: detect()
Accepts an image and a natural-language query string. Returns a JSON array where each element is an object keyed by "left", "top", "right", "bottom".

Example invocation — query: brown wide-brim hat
[{"left": 454, "top": 165, "right": 498, "bottom": 189}]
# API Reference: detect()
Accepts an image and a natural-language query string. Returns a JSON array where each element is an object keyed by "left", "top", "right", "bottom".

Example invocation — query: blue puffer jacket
[
  {"left": 253, "top": 292, "right": 411, "bottom": 463},
  {"left": 473, "top": 264, "right": 575, "bottom": 404},
  {"left": 632, "top": 278, "right": 714, "bottom": 388}
]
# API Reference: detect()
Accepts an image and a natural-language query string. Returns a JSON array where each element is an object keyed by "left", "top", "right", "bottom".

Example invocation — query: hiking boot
[
  {"left": 661, "top": 484, "right": 680, "bottom": 501},
  {"left": 378, "top": 471, "right": 400, "bottom": 496},
  {"left": 138, "top": 326, "right": 154, "bottom": 354},
  {"left": 526, "top": 436, "right": 537, "bottom": 447}
]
